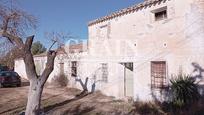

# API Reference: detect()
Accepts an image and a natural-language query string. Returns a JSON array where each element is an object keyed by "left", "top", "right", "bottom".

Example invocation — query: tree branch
[
  {"left": 2, "top": 17, "right": 9, "bottom": 32},
  {"left": 1, "top": 31, "right": 23, "bottom": 47},
  {"left": 1, "top": 13, "right": 20, "bottom": 44},
  {"left": 48, "top": 40, "right": 57, "bottom": 51},
  {"left": 40, "top": 50, "right": 57, "bottom": 86},
  {"left": 25, "top": 35, "right": 34, "bottom": 50},
  {"left": 23, "top": 35, "right": 38, "bottom": 80}
]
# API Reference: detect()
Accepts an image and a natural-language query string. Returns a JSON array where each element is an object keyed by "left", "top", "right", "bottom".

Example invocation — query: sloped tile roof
[
  {"left": 88, "top": 0, "right": 165, "bottom": 26},
  {"left": 33, "top": 43, "right": 87, "bottom": 57}
]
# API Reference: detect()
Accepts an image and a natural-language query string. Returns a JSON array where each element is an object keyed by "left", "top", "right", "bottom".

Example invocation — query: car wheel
[{"left": 0, "top": 83, "right": 3, "bottom": 88}]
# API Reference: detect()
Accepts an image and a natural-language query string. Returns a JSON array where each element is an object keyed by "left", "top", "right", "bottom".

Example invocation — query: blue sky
[{"left": 15, "top": 0, "right": 143, "bottom": 47}]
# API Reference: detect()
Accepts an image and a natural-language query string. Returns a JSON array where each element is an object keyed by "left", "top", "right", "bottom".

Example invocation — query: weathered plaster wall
[
  {"left": 88, "top": 0, "right": 204, "bottom": 101},
  {"left": 76, "top": 60, "right": 126, "bottom": 98}
]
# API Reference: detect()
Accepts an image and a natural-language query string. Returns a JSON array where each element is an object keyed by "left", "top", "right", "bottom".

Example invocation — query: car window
[
  {"left": 5, "top": 72, "right": 11, "bottom": 76},
  {"left": 1, "top": 73, "right": 7, "bottom": 76},
  {"left": 12, "top": 72, "right": 18, "bottom": 76},
  {"left": 0, "top": 73, "right": 4, "bottom": 76},
  {"left": 0, "top": 72, "right": 12, "bottom": 76},
  {"left": 0, "top": 72, "right": 19, "bottom": 77}
]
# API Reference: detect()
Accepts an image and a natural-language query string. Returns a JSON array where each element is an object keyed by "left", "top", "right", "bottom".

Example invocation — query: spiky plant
[{"left": 170, "top": 74, "right": 200, "bottom": 107}]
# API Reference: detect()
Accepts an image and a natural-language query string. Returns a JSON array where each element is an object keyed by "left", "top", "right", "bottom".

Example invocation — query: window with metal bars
[
  {"left": 101, "top": 63, "right": 108, "bottom": 82},
  {"left": 71, "top": 61, "right": 77, "bottom": 77},
  {"left": 151, "top": 61, "right": 167, "bottom": 89}
]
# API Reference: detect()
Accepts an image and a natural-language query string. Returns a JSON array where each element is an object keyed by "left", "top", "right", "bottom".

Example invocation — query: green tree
[{"left": 31, "top": 41, "right": 46, "bottom": 55}]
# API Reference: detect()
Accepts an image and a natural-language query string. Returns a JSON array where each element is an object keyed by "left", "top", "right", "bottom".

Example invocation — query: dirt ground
[{"left": 0, "top": 82, "right": 134, "bottom": 115}]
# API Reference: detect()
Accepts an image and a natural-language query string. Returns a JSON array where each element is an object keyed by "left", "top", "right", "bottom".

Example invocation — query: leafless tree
[
  {"left": 0, "top": 46, "right": 23, "bottom": 69},
  {"left": 0, "top": 3, "right": 60, "bottom": 115}
]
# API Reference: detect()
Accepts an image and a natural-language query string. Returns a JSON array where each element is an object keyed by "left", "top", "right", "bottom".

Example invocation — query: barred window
[
  {"left": 71, "top": 61, "right": 77, "bottom": 77},
  {"left": 101, "top": 63, "right": 108, "bottom": 82},
  {"left": 151, "top": 61, "right": 167, "bottom": 89}
]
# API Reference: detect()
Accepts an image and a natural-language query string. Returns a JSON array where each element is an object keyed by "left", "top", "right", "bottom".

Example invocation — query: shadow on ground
[
  {"left": 62, "top": 104, "right": 95, "bottom": 115},
  {"left": 43, "top": 90, "right": 90, "bottom": 113}
]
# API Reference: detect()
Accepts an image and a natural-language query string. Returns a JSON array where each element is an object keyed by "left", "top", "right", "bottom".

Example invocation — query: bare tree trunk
[
  {"left": 25, "top": 74, "right": 54, "bottom": 115},
  {"left": 22, "top": 36, "right": 56, "bottom": 115},
  {"left": 25, "top": 80, "right": 43, "bottom": 115}
]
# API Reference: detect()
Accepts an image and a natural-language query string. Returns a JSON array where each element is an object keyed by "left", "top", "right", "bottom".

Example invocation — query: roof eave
[{"left": 88, "top": 0, "right": 164, "bottom": 26}]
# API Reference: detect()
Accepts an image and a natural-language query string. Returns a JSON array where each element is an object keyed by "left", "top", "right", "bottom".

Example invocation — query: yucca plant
[{"left": 170, "top": 74, "right": 200, "bottom": 107}]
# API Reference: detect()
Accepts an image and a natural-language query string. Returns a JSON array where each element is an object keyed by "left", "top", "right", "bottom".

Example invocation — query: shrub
[
  {"left": 51, "top": 74, "right": 68, "bottom": 87},
  {"left": 170, "top": 74, "right": 200, "bottom": 107},
  {"left": 130, "top": 102, "right": 165, "bottom": 115}
]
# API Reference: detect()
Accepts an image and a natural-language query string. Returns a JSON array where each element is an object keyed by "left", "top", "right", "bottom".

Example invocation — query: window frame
[
  {"left": 151, "top": 61, "right": 167, "bottom": 89},
  {"left": 71, "top": 61, "right": 77, "bottom": 77},
  {"left": 101, "top": 63, "right": 108, "bottom": 82},
  {"left": 155, "top": 10, "right": 167, "bottom": 21},
  {"left": 151, "top": 6, "right": 168, "bottom": 21}
]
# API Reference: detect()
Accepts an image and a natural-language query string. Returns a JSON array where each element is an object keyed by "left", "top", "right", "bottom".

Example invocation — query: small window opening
[
  {"left": 155, "top": 10, "right": 167, "bottom": 21},
  {"left": 152, "top": 6, "right": 167, "bottom": 21},
  {"left": 71, "top": 61, "right": 77, "bottom": 77}
]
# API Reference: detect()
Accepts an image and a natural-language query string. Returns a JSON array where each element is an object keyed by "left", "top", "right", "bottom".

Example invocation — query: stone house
[{"left": 15, "top": 0, "right": 204, "bottom": 101}]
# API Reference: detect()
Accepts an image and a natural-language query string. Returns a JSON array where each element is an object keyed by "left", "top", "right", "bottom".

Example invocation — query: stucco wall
[
  {"left": 88, "top": 0, "right": 204, "bottom": 101},
  {"left": 15, "top": 59, "right": 27, "bottom": 79},
  {"left": 77, "top": 60, "right": 126, "bottom": 98}
]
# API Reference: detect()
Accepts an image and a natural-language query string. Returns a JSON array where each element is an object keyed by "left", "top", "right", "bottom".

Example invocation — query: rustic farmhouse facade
[{"left": 15, "top": 0, "right": 204, "bottom": 101}]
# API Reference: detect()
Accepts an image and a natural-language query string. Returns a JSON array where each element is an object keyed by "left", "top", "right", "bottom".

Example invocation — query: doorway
[{"left": 121, "top": 62, "right": 134, "bottom": 97}]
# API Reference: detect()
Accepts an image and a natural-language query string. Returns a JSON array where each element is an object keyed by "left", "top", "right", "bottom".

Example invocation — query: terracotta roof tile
[{"left": 88, "top": 0, "right": 164, "bottom": 26}]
